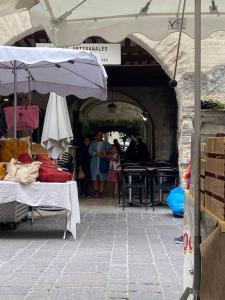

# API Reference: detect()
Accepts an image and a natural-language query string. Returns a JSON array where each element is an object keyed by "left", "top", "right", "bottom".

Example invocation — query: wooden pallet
[
  {"left": 200, "top": 158, "right": 206, "bottom": 176},
  {"left": 206, "top": 137, "right": 225, "bottom": 155},
  {"left": 201, "top": 192, "right": 205, "bottom": 207},
  {"left": 203, "top": 137, "right": 225, "bottom": 219},
  {"left": 204, "top": 193, "right": 225, "bottom": 220}
]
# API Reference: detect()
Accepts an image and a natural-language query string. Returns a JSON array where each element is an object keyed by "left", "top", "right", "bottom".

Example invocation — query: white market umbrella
[
  {"left": 41, "top": 93, "right": 73, "bottom": 159},
  {"left": 0, "top": 0, "right": 38, "bottom": 17},
  {"left": 0, "top": 45, "right": 107, "bottom": 138}
]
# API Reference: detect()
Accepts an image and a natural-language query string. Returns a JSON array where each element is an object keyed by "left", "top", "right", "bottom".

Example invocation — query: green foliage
[{"left": 86, "top": 119, "right": 145, "bottom": 138}]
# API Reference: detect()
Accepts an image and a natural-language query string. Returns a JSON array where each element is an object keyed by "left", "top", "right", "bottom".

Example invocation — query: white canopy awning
[
  {"left": 29, "top": 0, "right": 225, "bottom": 46},
  {"left": 0, "top": 0, "right": 38, "bottom": 16}
]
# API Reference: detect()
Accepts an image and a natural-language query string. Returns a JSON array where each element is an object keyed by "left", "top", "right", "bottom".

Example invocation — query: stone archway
[{"left": 79, "top": 92, "right": 155, "bottom": 160}]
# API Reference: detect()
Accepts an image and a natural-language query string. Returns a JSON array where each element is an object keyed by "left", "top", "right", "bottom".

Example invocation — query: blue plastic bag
[{"left": 166, "top": 186, "right": 184, "bottom": 217}]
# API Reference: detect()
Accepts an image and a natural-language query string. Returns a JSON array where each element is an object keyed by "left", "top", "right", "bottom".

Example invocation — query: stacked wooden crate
[
  {"left": 200, "top": 142, "right": 206, "bottom": 207},
  {"left": 204, "top": 137, "right": 225, "bottom": 220}
]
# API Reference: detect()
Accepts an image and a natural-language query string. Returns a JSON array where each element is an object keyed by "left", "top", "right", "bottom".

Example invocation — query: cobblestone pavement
[{"left": 0, "top": 199, "right": 183, "bottom": 300}]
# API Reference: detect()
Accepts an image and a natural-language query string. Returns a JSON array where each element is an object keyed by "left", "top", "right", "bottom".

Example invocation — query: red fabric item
[
  {"left": 4, "top": 105, "right": 39, "bottom": 131},
  {"left": 38, "top": 154, "right": 55, "bottom": 165},
  {"left": 38, "top": 154, "right": 72, "bottom": 183},
  {"left": 18, "top": 153, "right": 33, "bottom": 163},
  {"left": 38, "top": 166, "right": 72, "bottom": 183},
  {"left": 107, "top": 169, "right": 117, "bottom": 183},
  {"left": 184, "top": 161, "right": 191, "bottom": 189}
]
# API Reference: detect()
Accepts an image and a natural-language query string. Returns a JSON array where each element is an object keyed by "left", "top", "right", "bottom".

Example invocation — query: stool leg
[
  {"left": 145, "top": 188, "right": 148, "bottom": 211},
  {"left": 122, "top": 188, "right": 125, "bottom": 211},
  {"left": 118, "top": 180, "right": 121, "bottom": 204},
  {"left": 152, "top": 188, "right": 155, "bottom": 212},
  {"left": 31, "top": 207, "right": 34, "bottom": 225}
]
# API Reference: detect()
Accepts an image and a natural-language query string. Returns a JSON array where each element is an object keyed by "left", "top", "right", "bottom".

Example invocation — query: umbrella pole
[
  {"left": 13, "top": 60, "right": 17, "bottom": 139},
  {"left": 180, "top": 1, "right": 201, "bottom": 299},
  {"left": 193, "top": 0, "right": 201, "bottom": 298}
]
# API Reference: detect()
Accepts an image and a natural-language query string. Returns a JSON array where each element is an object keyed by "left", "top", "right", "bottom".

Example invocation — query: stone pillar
[{"left": 176, "top": 74, "right": 194, "bottom": 182}]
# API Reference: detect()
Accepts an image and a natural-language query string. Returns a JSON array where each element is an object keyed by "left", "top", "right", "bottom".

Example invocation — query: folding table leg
[
  {"left": 63, "top": 229, "right": 67, "bottom": 240},
  {"left": 63, "top": 214, "right": 67, "bottom": 240},
  {"left": 31, "top": 207, "right": 34, "bottom": 225}
]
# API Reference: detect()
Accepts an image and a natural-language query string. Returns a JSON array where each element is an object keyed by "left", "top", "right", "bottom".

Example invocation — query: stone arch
[{"left": 80, "top": 91, "right": 155, "bottom": 160}]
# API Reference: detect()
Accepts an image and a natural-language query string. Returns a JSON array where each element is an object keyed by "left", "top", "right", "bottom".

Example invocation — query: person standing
[
  {"left": 136, "top": 137, "right": 149, "bottom": 162},
  {"left": 77, "top": 136, "right": 91, "bottom": 197},
  {"left": 125, "top": 137, "right": 138, "bottom": 163},
  {"left": 108, "top": 144, "right": 121, "bottom": 197},
  {"left": 89, "top": 131, "right": 111, "bottom": 198},
  {"left": 113, "top": 138, "right": 123, "bottom": 157}
]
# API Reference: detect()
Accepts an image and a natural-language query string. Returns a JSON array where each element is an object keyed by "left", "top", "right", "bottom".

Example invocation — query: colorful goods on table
[{"left": 0, "top": 139, "right": 73, "bottom": 184}]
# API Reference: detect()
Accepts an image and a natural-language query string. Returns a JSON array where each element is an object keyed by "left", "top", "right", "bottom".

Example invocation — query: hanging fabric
[{"left": 4, "top": 104, "right": 39, "bottom": 131}]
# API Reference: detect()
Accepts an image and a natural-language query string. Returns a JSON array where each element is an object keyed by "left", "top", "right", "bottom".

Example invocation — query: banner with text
[{"left": 36, "top": 43, "right": 121, "bottom": 65}]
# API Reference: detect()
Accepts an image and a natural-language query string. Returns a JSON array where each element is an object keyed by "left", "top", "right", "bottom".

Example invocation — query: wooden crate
[
  {"left": 201, "top": 142, "right": 206, "bottom": 158},
  {"left": 206, "top": 157, "right": 225, "bottom": 177},
  {"left": 205, "top": 176, "right": 225, "bottom": 199},
  {"left": 206, "top": 137, "right": 225, "bottom": 155},
  {"left": 205, "top": 193, "right": 225, "bottom": 220},
  {"left": 201, "top": 192, "right": 205, "bottom": 207},
  {"left": 201, "top": 159, "right": 206, "bottom": 176},
  {"left": 200, "top": 176, "right": 205, "bottom": 192}
]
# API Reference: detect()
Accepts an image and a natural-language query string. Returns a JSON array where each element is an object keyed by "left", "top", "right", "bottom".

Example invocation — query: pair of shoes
[
  {"left": 112, "top": 193, "right": 119, "bottom": 198},
  {"left": 174, "top": 236, "right": 183, "bottom": 244},
  {"left": 99, "top": 193, "right": 103, "bottom": 198},
  {"left": 93, "top": 192, "right": 99, "bottom": 198}
]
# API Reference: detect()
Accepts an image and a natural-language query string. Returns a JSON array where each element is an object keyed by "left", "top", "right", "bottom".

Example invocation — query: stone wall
[{"left": 129, "top": 31, "right": 225, "bottom": 175}]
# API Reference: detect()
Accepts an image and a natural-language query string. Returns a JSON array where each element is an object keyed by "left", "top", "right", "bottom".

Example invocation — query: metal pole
[
  {"left": 13, "top": 61, "right": 17, "bottom": 139},
  {"left": 193, "top": 0, "right": 201, "bottom": 299}
]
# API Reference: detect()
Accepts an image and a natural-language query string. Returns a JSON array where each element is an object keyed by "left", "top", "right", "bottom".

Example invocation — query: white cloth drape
[
  {"left": 41, "top": 93, "right": 74, "bottom": 159},
  {"left": 0, "top": 181, "right": 80, "bottom": 239}
]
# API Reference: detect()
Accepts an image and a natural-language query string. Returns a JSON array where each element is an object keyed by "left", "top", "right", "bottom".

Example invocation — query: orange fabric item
[
  {"left": 0, "top": 139, "right": 28, "bottom": 162},
  {"left": 0, "top": 162, "right": 6, "bottom": 180}
]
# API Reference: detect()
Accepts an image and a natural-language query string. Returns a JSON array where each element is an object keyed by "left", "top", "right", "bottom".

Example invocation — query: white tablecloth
[{"left": 0, "top": 181, "right": 80, "bottom": 239}]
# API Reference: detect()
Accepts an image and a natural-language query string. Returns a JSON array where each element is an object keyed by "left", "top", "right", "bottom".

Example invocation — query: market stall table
[{"left": 0, "top": 181, "right": 80, "bottom": 239}]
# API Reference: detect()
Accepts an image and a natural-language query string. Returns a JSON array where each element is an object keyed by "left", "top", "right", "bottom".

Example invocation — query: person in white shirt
[{"left": 89, "top": 131, "right": 111, "bottom": 198}]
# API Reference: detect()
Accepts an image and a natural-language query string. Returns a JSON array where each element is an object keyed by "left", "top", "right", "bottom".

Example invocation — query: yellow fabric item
[
  {"left": 0, "top": 162, "right": 6, "bottom": 180},
  {"left": 0, "top": 139, "right": 28, "bottom": 162},
  {"left": 4, "top": 158, "right": 42, "bottom": 185}
]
